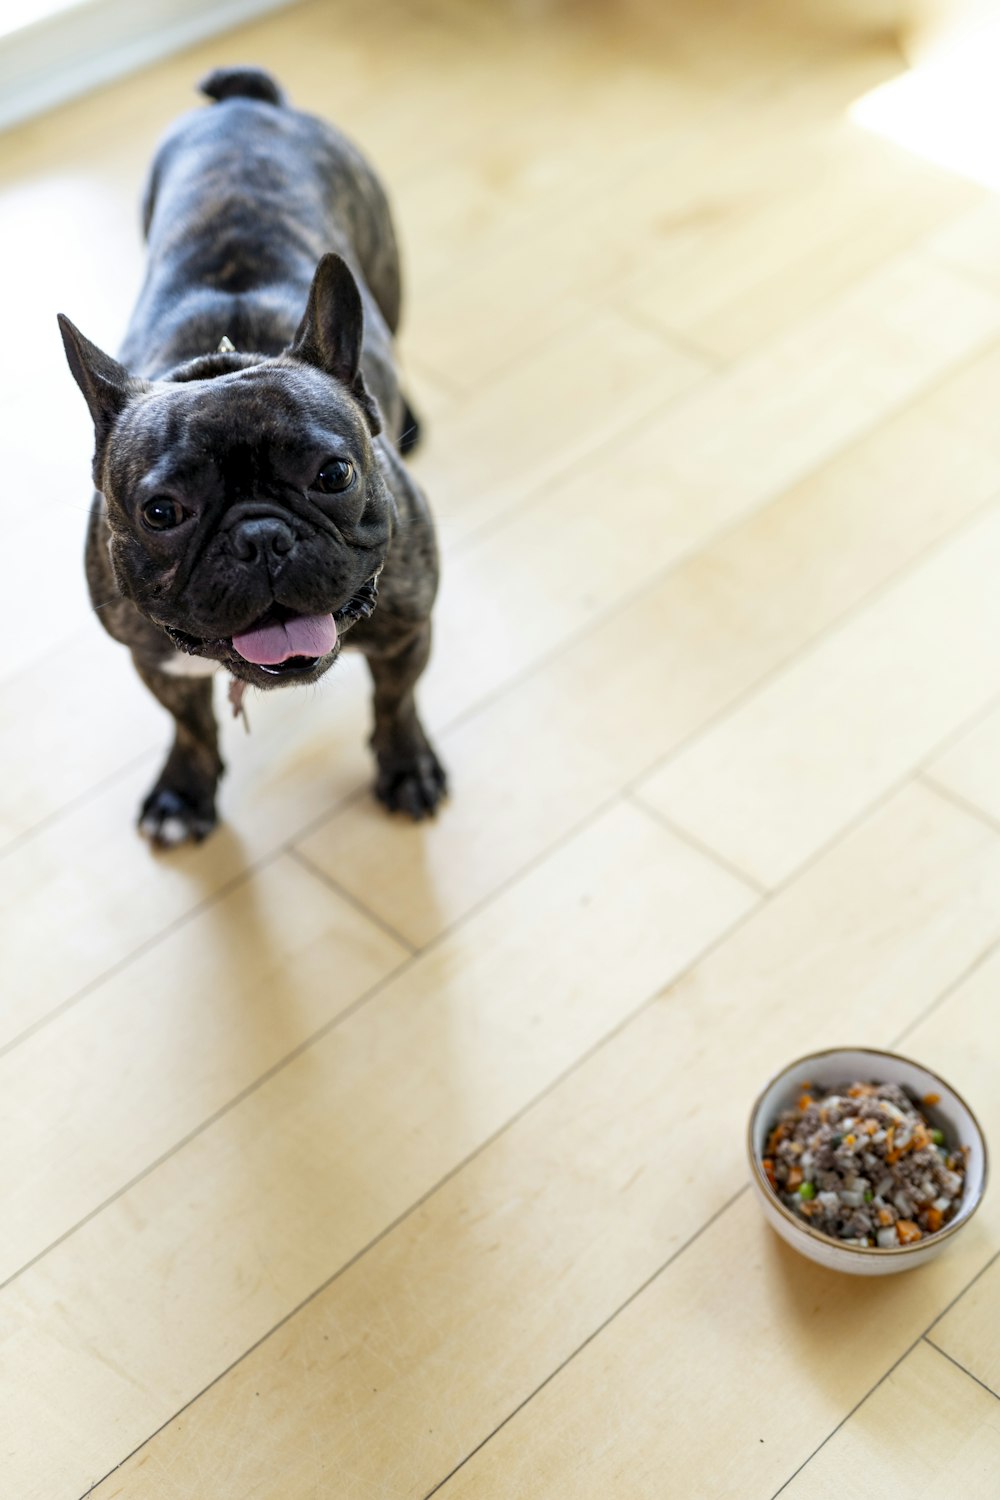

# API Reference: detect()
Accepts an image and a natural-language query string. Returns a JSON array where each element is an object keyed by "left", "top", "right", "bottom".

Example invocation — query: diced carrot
[
  {"left": 878, "top": 1208, "right": 894, "bottom": 1227},
  {"left": 798, "top": 1094, "right": 813, "bottom": 1111},
  {"left": 924, "top": 1208, "right": 943, "bottom": 1233},
  {"left": 896, "top": 1220, "right": 922, "bottom": 1245},
  {"left": 923, "top": 1092, "right": 941, "bottom": 1107},
  {"left": 766, "top": 1125, "right": 786, "bottom": 1155},
  {"left": 762, "top": 1157, "right": 776, "bottom": 1188},
  {"left": 865, "top": 1120, "right": 879, "bottom": 1135},
  {"left": 844, "top": 1134, "right": 856, "bottom": 1147}
]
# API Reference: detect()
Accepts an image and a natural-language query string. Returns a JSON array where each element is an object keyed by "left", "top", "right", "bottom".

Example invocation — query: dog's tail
[{"left": 199, "top": 66, "right": 287, "bottom": 107}]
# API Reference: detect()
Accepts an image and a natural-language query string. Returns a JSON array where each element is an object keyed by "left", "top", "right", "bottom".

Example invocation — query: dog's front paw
[
  {"left": 375, "top": 746, "right": 447, "bottom": 820},
  {"left": 139, "top": 785, "right": 217, "bottom": 848}
]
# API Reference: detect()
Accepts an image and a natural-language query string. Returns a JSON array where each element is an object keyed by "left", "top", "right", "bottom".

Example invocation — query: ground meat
[{"left": 762, "top": 1081, "right": 967, "bottom": 1247}]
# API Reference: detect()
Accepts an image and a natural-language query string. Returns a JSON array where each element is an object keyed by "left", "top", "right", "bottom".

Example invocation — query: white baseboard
[{"left": 0, "top": 0, "right": 297, "bottom": 134}]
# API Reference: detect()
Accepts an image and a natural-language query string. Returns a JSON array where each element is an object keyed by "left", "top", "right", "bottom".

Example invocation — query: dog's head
[{"left": 59, "top": 254, "right": 392, "bottom": 688}]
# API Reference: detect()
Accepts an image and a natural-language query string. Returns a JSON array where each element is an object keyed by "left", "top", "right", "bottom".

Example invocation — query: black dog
[{"left": 58, "top": 66, "right": 445, "bottom": 846}]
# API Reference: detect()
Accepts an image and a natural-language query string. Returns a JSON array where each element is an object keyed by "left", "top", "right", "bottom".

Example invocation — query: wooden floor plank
[
  {"left": 780, "top": 1340, "right": 1000, "bottom": 1498},
  {"left": 928, "top": 197, "right": 1000, "bottom": 297},
  {"left": 620, "top": 131, "right": 982, "bottom": 361},
  {"left": 0, "top": 852, "right": 409, "bottom": 1283},
  {"left": 67, "top": 782, "right": 1000, "bottom": 1500},
  {"left": 932, "top": 1257, "right": 1000, "bottom": 1399},
  {"left": 637, "top": 505, "right": 1000, "bottom": 888},
  {"left": 604, "top": 251, "right": 1000, "bottom": 532},
  {"left": 414, "top": 250, "right": 1000, "bottom": 549},
  {"left": 408, "top": 309, "right": 707, "bottom": 547},
  {"left": 925, "top": 703, "right": 1000, "bottom": 829},
  {"left": 403, "top": 42, "right": 948, "bottom": 383},
  {"left": 914, "top": 944, "right": 1000, "bottom": 1403},
  {"left": 421, "top": 339, "right": 1000, "bottom": 727},
  {"left": 0, "top": 648, "right": 163, "bottom": 851}
]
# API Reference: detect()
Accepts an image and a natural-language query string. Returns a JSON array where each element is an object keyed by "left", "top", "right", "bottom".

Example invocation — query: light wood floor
[{"left": 3, "top": 0, "right": 1000, "bottom": 1494}]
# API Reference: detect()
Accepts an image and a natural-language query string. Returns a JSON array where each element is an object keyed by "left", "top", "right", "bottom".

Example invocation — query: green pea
[
  {"left": 831, "top": 1135, "right": 842, "bottom": 1148},
  {"left": 863, "top": 1189, "right": 874, "bottom": 1202},
  {"left": 798, "top": 1182, "right": 816, "bottom": 1200},
  {"left": 930, "top": 1128, "right": 945, "bottom": 1146}
]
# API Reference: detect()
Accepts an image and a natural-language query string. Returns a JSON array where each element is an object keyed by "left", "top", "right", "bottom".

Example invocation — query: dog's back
[{"left": 122, "top": 67, "right": 402, "bottom": 391}]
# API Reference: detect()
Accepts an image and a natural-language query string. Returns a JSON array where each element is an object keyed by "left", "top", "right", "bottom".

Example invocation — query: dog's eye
[
  {"left": 314, "top": 459, "right": 355, "bottom": 494},
  {"left": 141, "top": 496, "right": 185, "bottom": 531}
]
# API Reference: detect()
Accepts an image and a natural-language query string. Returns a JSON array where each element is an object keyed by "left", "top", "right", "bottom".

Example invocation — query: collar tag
[{"left": 217, "top": 334, "right": 236, "bottom": 353}]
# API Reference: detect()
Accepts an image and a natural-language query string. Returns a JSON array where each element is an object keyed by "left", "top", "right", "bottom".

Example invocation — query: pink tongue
[{"left": 231, "top": 612, "right": 337, "bottom": 665}]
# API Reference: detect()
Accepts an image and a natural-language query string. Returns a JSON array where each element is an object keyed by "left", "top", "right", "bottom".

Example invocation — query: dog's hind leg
[
  {"left": 364, "top": 620, "right": 446, "bottom": 819},
  {"left": 132, "top": 657, "right": 224, "bottom": 847}
]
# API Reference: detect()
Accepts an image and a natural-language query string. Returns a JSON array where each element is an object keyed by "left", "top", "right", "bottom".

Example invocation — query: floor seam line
[
  {"left": 919, "top": 773, "right": 1000, "bottom": 840},
  {"left": 421, "top": 1185, "right": 751, "bottom": 1500},
  {"left": 285, "top": 845, "right": 418, "bottom": 954},
  {"left": 626, "top": 793, "right": 768, "bottom": 893},
  {"left": 767, "top": 1336, "right": 923, "bottom": 1499},
  {"left": 923, "top": 1337, "right": 1000, "bottom": 1403}
]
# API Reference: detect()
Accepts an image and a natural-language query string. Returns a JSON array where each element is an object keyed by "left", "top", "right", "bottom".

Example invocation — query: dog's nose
[{"left": 230, "top": 517, "right": 296, "bottom": 562}]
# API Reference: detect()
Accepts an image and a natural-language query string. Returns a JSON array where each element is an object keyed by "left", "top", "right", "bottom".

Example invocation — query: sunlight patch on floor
[{"left": 851, "top": 18, "right": 1000, "bottom": 191}]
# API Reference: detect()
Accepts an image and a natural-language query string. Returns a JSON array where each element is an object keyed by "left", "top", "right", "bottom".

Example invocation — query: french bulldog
[{"left": 58, "top": 65, "right": 446, "bottom": 846}]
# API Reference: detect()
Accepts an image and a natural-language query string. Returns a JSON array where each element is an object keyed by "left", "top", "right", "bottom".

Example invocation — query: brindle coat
[{"left": 59, "top": 66, "right": 445, "bottom": 844}]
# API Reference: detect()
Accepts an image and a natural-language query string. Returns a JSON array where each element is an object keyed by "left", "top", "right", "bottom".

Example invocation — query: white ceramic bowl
[{"left": 747, "top": 1047, "right": 988, "bottom": 1275}]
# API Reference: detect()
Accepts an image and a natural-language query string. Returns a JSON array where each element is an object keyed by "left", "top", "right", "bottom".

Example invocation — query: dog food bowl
[{"left": 747, "top": 1046, "right": 987, "bottom": 1275}]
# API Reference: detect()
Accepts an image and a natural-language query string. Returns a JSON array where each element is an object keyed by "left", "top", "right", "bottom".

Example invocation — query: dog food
[{"left": 763, "top": 1081, "right": 966, "bottom": 1247}]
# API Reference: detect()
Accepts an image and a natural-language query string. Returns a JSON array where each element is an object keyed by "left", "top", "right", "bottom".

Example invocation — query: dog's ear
[
  {"left": 57, "top": 314, "right": 139, "bottom": 454},
  {"left": 289, "top": 254, "right": 382, "bottom": 435},
  {"left": 290, "top": 254, "right": 364, "bottom": 383}
]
